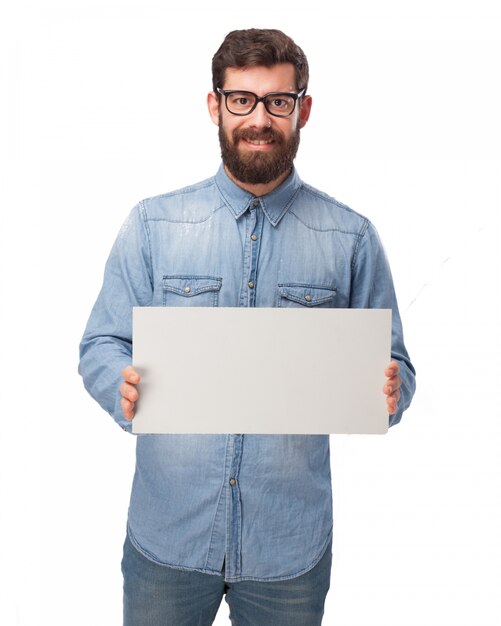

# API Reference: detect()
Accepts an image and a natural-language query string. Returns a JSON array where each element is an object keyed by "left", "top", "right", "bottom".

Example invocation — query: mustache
[{"left": 232, "top": 127, "right": 284, "bottom": 144}]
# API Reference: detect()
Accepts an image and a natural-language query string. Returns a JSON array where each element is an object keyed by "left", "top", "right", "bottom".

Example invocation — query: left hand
[{"left": 383, "top": 361, "right": 401, "bottom": 415}]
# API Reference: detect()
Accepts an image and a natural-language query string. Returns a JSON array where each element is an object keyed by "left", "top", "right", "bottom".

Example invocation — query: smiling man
[{"left": 79, "top": 28, "right": 416, "bottom": 625}]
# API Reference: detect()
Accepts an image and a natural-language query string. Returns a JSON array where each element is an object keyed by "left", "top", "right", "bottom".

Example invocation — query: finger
[
  {"left": 386, "top": 388, "right": 400, "bottom": 413},
  {"left": 390, "top": 388, "right": 401, "bottom": 403},
  {"left": 120, "top": 397, "right": 135, "bottom": 421},
  {"left": 383, "top": 375, "right": 402, "bottom": 395},
  {"left": 121, "top": 365, "right": 141, "bottom": 385},
  {"left": 387, "top": 395, "right": 399, "bottom": 415},
  {"left": 120, "top": 381, "right": 139, "bottom": 403},
  {"left": 385, "top": 361, "right": 400, "bottom": 378}
]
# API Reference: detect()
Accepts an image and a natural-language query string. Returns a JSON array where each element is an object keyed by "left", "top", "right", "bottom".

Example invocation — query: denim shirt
[{"left": 79, "top": 164, "right": 415, "bottom": 582}]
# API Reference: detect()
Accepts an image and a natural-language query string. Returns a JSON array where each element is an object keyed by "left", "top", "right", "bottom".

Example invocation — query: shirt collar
[{"left": 214, "top": 163, "right": 302, "bottom": 227}]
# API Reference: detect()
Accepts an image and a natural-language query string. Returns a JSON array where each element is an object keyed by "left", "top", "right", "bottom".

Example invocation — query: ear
[
  {"left": 298, "top": 95, "right": 312, "bottom": 129},
  {"left": 207, "top": 91, "right": 220, "bottom": 126}
]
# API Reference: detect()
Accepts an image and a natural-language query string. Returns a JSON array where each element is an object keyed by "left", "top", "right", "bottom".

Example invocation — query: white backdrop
[{"left": 1, "top": 1, "right": 500, "bottom": 625}]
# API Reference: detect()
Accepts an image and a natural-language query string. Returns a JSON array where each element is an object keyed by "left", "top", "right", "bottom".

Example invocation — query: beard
[{"left": 218, "top": 115, "right": 301, "bottom": 186}]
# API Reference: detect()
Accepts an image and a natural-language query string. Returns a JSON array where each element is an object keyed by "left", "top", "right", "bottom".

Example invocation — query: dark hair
[{"left": 211, "top": 28, "right": 309, "bottom": 94}]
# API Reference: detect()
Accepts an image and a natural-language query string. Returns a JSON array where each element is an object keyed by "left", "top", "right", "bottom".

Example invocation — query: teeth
[{"left": 248, "top": 139, "right": 272, "bottom": 145}]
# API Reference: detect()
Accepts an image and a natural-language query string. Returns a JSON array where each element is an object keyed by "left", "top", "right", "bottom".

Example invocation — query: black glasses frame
[{"left": 216, "top": 87, "right": 306, "bottom": 117}]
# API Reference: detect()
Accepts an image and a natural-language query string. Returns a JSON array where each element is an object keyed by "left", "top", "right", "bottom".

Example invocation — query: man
[{"left": 79, "top": 28, "right": 415, "bottom": 625}]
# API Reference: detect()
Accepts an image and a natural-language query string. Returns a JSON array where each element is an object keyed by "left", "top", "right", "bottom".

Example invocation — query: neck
[{"left": 224, "top": 165, "right": 291, "bottom": 197}]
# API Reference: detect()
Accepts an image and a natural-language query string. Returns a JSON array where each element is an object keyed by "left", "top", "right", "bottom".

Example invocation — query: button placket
[
  {"left": 226, "top": 434, "right": 244, "bottom": 580},
  {"left": 238, "top": 205, "right": 257, "bottom": 306},
  {"left": 245, "top": 200, "right": 264, "bottom": 306}
]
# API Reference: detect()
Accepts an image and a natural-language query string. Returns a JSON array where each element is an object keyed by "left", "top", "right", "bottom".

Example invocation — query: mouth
[
  {"left": 241, "top": 137, "right": 276, "bottom": 150},
  {"left": 246, "top": 138, "right": 274, "bottom": 145}
]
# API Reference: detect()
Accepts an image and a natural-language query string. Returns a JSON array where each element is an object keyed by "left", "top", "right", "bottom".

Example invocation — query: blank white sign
[{"left": 132, "top": 307, "right": 391, "bottom": 435}]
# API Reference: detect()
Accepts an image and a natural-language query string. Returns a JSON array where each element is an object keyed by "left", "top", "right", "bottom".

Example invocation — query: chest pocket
[
  {"left": 277, "top": 283, "right": 336, "bottom": 308},
  {"left": 162, "top": 275, "right": 222, "bottom": 307}
]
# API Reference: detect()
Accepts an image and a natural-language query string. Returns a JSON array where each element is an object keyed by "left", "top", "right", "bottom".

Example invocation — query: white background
[{"left": 0, "top": 1, "right": 500, "bottom": 625}]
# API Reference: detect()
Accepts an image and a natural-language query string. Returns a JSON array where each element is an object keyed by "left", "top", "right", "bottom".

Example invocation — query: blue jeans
[{"left": 122, "top": 532, "right": 332, "bottom": 625}]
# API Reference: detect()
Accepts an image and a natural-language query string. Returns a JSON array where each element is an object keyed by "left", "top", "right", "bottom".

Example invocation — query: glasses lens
[
  {"left": 264, "top": 95, "right": 296, "bottom": 117},
  {"left": 226, "top": 92, "right": 257, "bottom": 115}
]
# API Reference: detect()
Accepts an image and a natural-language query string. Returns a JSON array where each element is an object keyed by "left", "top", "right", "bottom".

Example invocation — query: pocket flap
[
  {"left": 278, "top": 284, "right": 336, "bottom": 306},
  {"left": 163, "top": 275, "right": 222, "bottom": 297}
]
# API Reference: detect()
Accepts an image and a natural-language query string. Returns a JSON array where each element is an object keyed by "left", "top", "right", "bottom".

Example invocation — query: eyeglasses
[{"left": 217, "top": 87, "right": 306, "bottom": 117}]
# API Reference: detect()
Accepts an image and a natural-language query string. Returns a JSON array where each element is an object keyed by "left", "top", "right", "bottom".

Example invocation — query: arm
[
  {"left": 350, "top": 220, "right": 416, "bottom": 426},
  {"left": 78, "top": 202, "right": 153, "bottom": 432}
]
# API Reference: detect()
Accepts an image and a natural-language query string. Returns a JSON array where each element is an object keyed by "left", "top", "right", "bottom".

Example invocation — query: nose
[{"left": 248, "top": 100, "right": 272, "bottom": 128}]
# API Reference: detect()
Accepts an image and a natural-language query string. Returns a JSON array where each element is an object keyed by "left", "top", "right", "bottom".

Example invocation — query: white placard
[{"left": 132, "top": 307, "right": 391, "bottom": 434}]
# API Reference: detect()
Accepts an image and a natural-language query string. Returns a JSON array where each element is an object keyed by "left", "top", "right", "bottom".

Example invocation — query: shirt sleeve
[
  {"left": 78, "top": 202, "right": 153, "bottom": 432},
  {"left": 349, "top": 219, "right": 416, "bottom": 427}
]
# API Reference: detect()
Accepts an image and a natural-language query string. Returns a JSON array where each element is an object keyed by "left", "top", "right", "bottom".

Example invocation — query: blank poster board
[{"left": 132, "top": 307, "right": 391, "bottom": 435}]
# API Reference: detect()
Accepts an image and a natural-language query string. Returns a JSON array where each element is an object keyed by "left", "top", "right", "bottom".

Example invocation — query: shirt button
[
  {"left": 252, "top": 199, "right": 259, "bottom": 207},
  {"left": 229, "top": 478, "right": 237, "bottom": 486},
  {"left": 305, "top": 294, "right": 312, "bottom": 302},
  {"left": 251, "top": 234, "right": 258, "bottom": 241},
  {"left": 248, "top": 281, "right": 255, "bottom": 289},
  {"left": 183, "top": 286, "right": 191, "bottom": 294}
]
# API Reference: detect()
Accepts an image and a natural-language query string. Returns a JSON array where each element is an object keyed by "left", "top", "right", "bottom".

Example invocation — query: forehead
[{"left": 222, "top": 63, "right": 297, "bottom": 93}]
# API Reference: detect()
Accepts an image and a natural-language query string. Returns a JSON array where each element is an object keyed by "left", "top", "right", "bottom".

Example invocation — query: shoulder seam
[
  {"left": 300, "top": 183, "right": 363, "bottom": 217},
  {"left": 137, "top": 200, "right": 153, "bottom": 293},
  {"left": 142, "top": 176, "right": 216, "bottom": 204},
  {"left": 351, "top": 219, "right": 370, "bottom": 272}
]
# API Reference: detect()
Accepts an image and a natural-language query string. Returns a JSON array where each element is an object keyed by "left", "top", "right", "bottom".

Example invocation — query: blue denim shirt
[{"left": 79, "top": 164, "right": 415, "bottom": 582}]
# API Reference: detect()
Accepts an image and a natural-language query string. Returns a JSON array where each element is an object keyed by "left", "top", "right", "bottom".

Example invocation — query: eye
[
  {"left": 266, "top": 95, "right": 294, "bottom": 114},
  {"left": 228, "top": 93, "right": 253, "bottom": 107}
]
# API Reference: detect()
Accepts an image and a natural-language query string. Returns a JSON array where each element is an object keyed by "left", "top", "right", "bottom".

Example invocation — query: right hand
[{"left": 120, "top": 365, "right": 141, "bottom": 421}]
